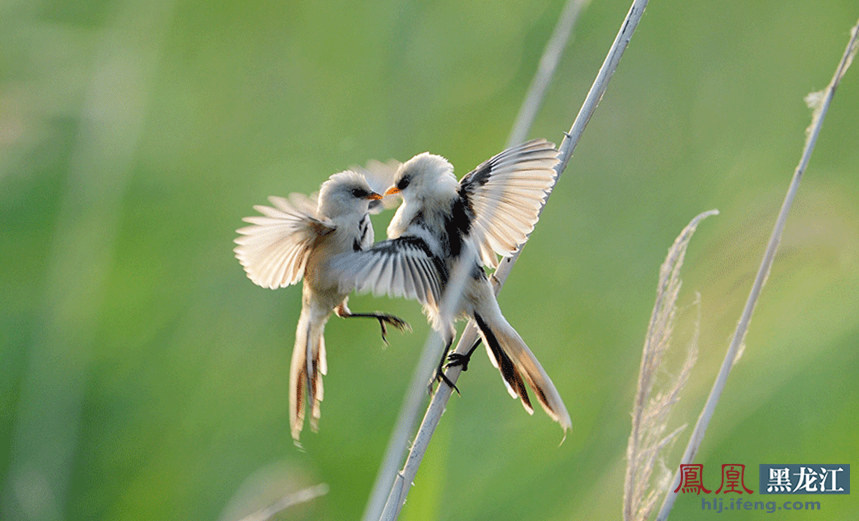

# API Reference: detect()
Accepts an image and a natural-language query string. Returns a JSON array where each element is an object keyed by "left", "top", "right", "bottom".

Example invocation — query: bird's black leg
[
  {"left": 445, "top": 337, "right": 482, "bottom": 372},
  {"left": 429, "top": 338, "right": 460, "bottom": 395},
  {"left": 336, "top": 305, "right": 411, "bottom": 344}
]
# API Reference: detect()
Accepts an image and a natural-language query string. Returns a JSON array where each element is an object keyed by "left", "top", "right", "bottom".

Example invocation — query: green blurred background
[{"left": 2, "top": 0, "right": 857, "bottom": 519}]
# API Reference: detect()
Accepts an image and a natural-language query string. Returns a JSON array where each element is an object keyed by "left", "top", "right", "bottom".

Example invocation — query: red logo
[
  {"left": 675, "top": 464, "right": 712, "bottom": 494},
  {"left": 715, "top": 464, "right": 754, "bottom": 494},
  {"left": 675, "top": 463, "right": 755, "bottom": 494}
]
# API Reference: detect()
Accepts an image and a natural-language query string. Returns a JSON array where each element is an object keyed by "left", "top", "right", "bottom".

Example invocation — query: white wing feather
[
  {"left": 234, "top": 193, "right": 334, "bottom": 289},
  {"left": 331, "top": 237, "right": 444, "bottom": 307},
  {"left": 459, "top": 139, "right": 559, "bottom": 268}
]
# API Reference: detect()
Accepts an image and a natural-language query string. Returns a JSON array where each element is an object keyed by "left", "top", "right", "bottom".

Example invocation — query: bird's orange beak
[
  {"left": 384, "top": 186, "right": 401, "bottom": 197},
  {"left": 367, "top": 192, "right": 383, "bottom": 200}
]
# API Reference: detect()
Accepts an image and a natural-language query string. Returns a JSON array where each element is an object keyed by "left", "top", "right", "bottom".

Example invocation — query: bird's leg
[
  {"left": 429, "top": 337, "right": 460, "bottom": 395},
  {"left": 348, "top": 312, "right": 411, "bottom": 344},
  {"left": 335, "top": 303, "right": 410, "bottom": 344},
  {"left": 445, "top": 337, "right": 482, "bottom": 372}
]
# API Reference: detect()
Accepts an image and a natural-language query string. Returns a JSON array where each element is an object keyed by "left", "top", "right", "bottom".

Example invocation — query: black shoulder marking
[
  {"left": 457, "top": 153, "right": 498, "bottom": 211},
  {"left": 456, "top": 181, "right": 479, "bottom": 228},
  {"left": 464, "top": 159, "right": 493, "bottom": 187},
  {"left": 443, "top": 198, "right": 473, "bottom": 258}
]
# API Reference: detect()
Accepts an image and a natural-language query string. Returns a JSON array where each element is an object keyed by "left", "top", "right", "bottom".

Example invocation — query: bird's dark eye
[
  {"left": 351, "top": 188, "right": 369, "bottom": 198},
  {"left": 397, "top": 176, "right": 410, "bottom": 190}
]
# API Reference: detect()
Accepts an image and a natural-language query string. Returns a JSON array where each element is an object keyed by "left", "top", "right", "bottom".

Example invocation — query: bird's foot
[
  {"left": 445, "top": 352, "right": 472, "bottom": 372},
  {"left": 375, "top": 314, "right": 410, "bottom": 344},
  {"left": 428, "top": 367, "right": 460, "bottom": 395},
  {"left": 342, "top": 311, "right": 410, "bottom": 344}
]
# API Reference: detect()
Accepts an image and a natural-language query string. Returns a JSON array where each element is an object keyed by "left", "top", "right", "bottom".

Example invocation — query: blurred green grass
[{"left": 2, "top": 0, "right": 857, "bottom": 520}]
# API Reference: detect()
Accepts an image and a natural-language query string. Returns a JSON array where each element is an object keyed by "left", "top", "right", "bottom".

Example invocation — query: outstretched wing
[
  {"left": 458, "top": 139, "right": 559, "bottom": 268},
  {"left": 234, "top": 193, "right": 334, "bottom": 289},
  {"left": 331, "top": 236, "right": 445, "bottom": 307}
]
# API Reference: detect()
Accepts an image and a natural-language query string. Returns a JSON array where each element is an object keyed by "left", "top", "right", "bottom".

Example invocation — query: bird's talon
[
  {"left": 376, "top": 314, "right": 410, "bottom": 343},
  {"left": 441, "top": 373, "right": 461, "bottom": 394},
  {"left": 376, "top": 318, "right": 390, "bottom": 344},
  {"left": 431, "top": 369, "right": 460, "bottom": 394},
  {"left": 446, "top": 352, "right": 470, "bottom": 372}
]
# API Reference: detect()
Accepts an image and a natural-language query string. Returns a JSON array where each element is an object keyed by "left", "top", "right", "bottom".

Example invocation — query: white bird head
[
  {"left": 317, "top": 170, "right": 382, "bottom": 219},
  {"left": 385, "top": 152, "right": 459, "bottom": 203}
]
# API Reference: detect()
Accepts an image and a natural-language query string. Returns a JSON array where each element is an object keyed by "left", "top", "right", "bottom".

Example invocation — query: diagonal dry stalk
[
  {"left": 623, "top": 210, "right": 717, "bottom": 521},
  {"left": 360, "top": 2, "right": 590, "bottom": 520},
  {"left": 655, "top": 17, "right": 859, "bottom": 521},
  {"left": 375, "top": 0, "right": 652, "bottom": 519}
]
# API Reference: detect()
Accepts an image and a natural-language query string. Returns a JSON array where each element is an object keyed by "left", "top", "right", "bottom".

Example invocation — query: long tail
[
  {"left": 473, "top": 300, "right": 572, "bottom": 432},
  {"left": 289, "top": 307, "right": 328, "bottom": 441}
]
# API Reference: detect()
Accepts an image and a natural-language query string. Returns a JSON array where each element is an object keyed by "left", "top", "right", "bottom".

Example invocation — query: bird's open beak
[
  {"left": 367, "top": 192, "right": 383, "bottom": 200},
  {"left": 384, "top": 186, "right": 401, "bottom": 197}
]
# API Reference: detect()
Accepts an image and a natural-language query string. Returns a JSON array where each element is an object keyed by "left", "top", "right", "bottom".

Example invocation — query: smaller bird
[
  {"left": 234, "top": 171, "right": 409, "bottom": 441},
  {"left": 333, "top": 139, "right": 571, "bottom": 431}
]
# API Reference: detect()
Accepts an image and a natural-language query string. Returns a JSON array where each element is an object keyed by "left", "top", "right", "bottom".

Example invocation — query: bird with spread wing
[
  {"left": 333, "top": 139, "right": 572, "bottom": 431},
  {"left": 235, "top": 171, "right": 410, "bottom": 441}
]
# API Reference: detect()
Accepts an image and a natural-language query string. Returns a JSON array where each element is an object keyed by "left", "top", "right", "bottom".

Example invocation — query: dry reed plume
[{"left": 623, "top": 210, "right": 717, "bottom": 521}]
